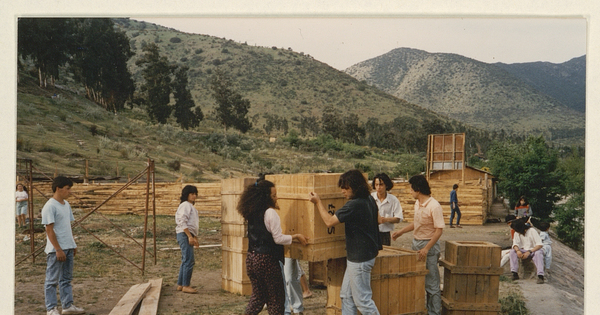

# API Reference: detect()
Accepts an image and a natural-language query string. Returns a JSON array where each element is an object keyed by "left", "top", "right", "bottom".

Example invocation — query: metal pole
[
  {"left": 142, "top": 158, "right": 151, "bottom": 275},
  {"left": 151, "top": 160, "right": 157, "bottom": 265},
  {"left": 27, "top": 160, "right": 35, "bottom": 263}
]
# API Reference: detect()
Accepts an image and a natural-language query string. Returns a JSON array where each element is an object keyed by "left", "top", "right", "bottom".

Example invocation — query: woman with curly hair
[
  {"left": 238, "top": 178, "right": 308, "bottom": 315},
  {"left": 175, "top": 185, "right": 200, "bottom": 294}
]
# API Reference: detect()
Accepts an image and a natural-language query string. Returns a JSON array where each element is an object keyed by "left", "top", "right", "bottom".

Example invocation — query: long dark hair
[
  {"left": 338, "top": 169, "right": 371, "bottom": 199},
  {"left": 180, "top": 185, "right": 198, "bottom": 204},
  {"left": 372, "top": 173, "right": 394, "bottom": 191},
  {"left": 516, "top": 196, "right": 529, "bottom": 207},
  {"left": 16, "top": 183, "right": 28, "bottom": 193},
  {"left": 237, "top": 179, "right": 276, "bottom": 220}
]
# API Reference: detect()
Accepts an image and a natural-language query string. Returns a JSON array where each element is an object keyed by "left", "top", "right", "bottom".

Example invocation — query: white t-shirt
[
  {"left": 371, "top": 191, "right": 403, "bottom": 232},
  {"left": 16, "top": 190, "right": 28, "bottom": 202},
  {"left": 513, "top": 227, "right": 543, "bottom": 251},
  {"left": 41, "top": 198, "right": 76, "bottom": 254}
]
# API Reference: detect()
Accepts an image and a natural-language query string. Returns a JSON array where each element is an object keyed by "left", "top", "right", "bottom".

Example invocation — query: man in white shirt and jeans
[{"left": 509, "top": 218, "right": 545, "bottom": 284}]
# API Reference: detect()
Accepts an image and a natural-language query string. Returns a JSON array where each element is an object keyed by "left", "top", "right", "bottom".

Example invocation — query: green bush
[
  {"left": 499, "top": 291, "right": 529, "bottom": 315},
  {"left": 553, "top": 194, "right": 584, "bottom": 251}
]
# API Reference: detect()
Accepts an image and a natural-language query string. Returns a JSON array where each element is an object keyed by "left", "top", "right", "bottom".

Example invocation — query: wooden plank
[
  {"left": 138, "top": 278, "right": 162, "bottom": 315},
  {"left": 109, "top": 282, "right": 152, "bottom": 315}
]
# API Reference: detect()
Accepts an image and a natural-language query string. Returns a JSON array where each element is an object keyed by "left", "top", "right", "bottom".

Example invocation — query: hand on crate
[
  {"left": 293, "top": 234, "right": 309, "bottom": 246},
  {"left": 308, "top": 192, "right": 320, "bottom": 204}
]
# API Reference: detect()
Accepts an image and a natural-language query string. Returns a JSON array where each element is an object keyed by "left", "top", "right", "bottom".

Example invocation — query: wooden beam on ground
[
  {"left": 159, "top": 244, "right": 222, "bottom": 251},
  {"left": 109, "top": 282, "right": 152, "bottom": 315},
  {"left": 138, "top": 278, "right": 162, "bottom": 315}
]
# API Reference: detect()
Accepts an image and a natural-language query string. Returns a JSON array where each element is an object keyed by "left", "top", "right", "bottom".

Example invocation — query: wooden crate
[
  {"left": 327, "top": 246, "right": 428, "bottom": 315},
  {"left": 266, "top": 173, "right": 347, "bottom": 262},
  {"left": 440, "top": 241, "right": 503, "bottom": 315},
  {"left": 220, "top": 177, "right": 256, "bottom": 296}
]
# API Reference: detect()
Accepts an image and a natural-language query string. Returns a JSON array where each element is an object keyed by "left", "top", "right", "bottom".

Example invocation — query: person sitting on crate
[
  {"left": 392, "top": 175, "right": 444, "bottom": 315},
  {"left": 309, "top": 169, "right": 382, "bottom": 315},
  {"left": 509, "top": 218, "right": 546, "bottom": 284}
]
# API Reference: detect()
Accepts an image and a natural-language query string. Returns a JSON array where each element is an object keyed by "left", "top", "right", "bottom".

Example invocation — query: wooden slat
[
  {"left": 138, "top": 278, "right": 162, "bottom": 315},
  {"left": 109, "top": 282, "right": 152, "bottom": 315}
]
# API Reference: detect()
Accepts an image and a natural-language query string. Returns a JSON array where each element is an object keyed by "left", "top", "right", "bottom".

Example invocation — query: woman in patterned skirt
[{"left": 237, "top": 178, "right": 308, "bottom": 315}]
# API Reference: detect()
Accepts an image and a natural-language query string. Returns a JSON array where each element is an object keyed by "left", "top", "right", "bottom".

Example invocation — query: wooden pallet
[{"left": 108, "top": 278, "right": 162, "bottom": 315}]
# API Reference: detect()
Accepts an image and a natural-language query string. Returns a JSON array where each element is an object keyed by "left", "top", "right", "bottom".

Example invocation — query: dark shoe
[
  {"left": 457, "top": 225, "right": 463, "bottom": 228},
  {"left": 450, "top": 225, "right": 455, "bottom": 228},
  {"left": 512, "top": 272, "right": 519, "bottom": 281},
  {"left": 537, "top": 276, "right": 544, "bottom": 284}
]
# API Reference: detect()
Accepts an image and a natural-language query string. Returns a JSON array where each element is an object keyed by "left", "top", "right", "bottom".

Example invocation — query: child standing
[
  {"left": 42, "top": 176, "right": 85, "bottom": 315},
  {"left": 538, "top": 222, "right": 553, "bottom": 274}
]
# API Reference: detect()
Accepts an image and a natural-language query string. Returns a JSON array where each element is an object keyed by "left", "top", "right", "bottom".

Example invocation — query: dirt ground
[{"left": 14, "top": 203, "right": 583, "bottom": 315}]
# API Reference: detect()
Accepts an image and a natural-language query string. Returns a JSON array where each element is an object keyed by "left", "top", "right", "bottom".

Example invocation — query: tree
[
  {"left": 173, "top": 66, "right": 203, "bottom": 130},
  {"left": 553, "top": 193, "right": 584, "bottom": 251},
  {"left": 321, "top": 105, "right": 342, "bottom": 139},
  {"left": 137, "top": 43, "right": 174, "bottom": 124},
  {"left": 18, "top": 18, "right": 75, "bottom": 87},
  {"left": 71, "top": 18, "right": 135, "bottom": 112},
  {"left": 340, "top": 113, "right": 365, "bottom": 144},
  {"left": 488, "top": 136, "right": 562, "bottom": 221},
  {"left": 210, "top": 69, "right": 251, "bottom": 133}
]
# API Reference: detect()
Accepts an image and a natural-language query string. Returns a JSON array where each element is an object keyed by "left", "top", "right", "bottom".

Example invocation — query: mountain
[
  {"left": 494, "top": 56, "right": 586, "bottom": 113},
  {"left": 344, "top": 48, "right": 585, "bottom": 144},
  {"left": 114, "top": 19, "right": 455, "bottom": 130}
]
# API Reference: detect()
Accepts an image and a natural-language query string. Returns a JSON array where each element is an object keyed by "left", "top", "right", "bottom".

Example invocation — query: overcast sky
[{"left": 137, "top": 17, "right": 586, "bottom": 70}]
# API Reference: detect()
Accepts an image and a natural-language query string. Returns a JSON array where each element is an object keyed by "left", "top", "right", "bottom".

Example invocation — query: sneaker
[
  {"left": 457, "top": 225, "right": 463, "bottom": 228},
  {"left": 512, "top": 272, "right": 519, "bottom": 281},
  {"left": 537, "top": 276, "right": 545, "bottom": 284},
  {"left": 62, "top": 304, "right": 85, "bottom": 314},
  {"left": 47, "top": 307, "right": 60, "bottom": 315}
]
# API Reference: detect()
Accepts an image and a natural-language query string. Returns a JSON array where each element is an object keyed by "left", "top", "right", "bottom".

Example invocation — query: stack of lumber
[
  {"left": 109, "top": 278, "right": 162, "bottom": 315},
  {"left": 34, "top": 182, "right": 221, "bottom": 217},
  {"left": 389, "top": 179, "right": 493, "bottom": 225}
]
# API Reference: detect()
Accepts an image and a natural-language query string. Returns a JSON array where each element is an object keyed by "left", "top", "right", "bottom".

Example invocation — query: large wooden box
[
  {"left": 220, "top": 177, "right": 257, "bottom": 296},
  {"left": 440, "top": 241, "right": 503, "bottom": 315},
  {"left": 327, "top": 246, "right": 428, "bottom": 315},
  {"left": 266, "top": 173, "right": 347, "bottom": 262}
]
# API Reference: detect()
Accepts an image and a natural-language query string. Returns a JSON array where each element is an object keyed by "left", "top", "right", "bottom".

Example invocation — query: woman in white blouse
[{"left": 175, "top": 185, "right": 200, "bottom": 294}]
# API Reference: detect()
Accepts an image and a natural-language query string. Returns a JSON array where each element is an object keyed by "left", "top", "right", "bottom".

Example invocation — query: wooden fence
[
  {"left": 34, "top": 181, "right": 221, "bottom": 217},
  {"left": 32, "top": 177, "right": 493, "bottom": 224}
]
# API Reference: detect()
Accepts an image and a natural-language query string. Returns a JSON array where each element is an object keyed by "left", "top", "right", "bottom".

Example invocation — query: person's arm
[
  {"left": 309, "top": 192, "right": 340, "bottom": 228},
  {"left": 183, "top": 228, "right": 199, "bottom": 247},
  {"left": 392, "top": 222, "right": 414, "bottom": 240},
  {"left": 264, "top": 208, "right": 308, "bottom": 246},
  {"left": 416, "top": 228, "right": 442, "bottom": 261},
  {"left": 382, "top": 216, "right": 400, "bottom": 224},
  {"left": 45, "top": 223, "right": 66, "bottom": 261}
]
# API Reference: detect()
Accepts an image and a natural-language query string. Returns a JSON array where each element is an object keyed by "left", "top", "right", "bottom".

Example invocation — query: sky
[
  {"left": 2, "top": 1, "right": 600, "bottom": 313},
  {"left": 136, "top": 17, "right": 587, "bottom": 70}
]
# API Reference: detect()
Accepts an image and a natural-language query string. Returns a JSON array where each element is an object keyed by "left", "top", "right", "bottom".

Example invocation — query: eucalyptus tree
[
  {"left": 71, "top": 18, "right": 134, "bottom": 112},
  {"left": 136, "top": 43, "right": 175, "bottom": 124},
  {"left": 173, "top": 66, "right": 203, "bottom": 130},
  {"left": 210, "top": 69, "right": 252, "bottom": 133},
  {"left": 18, "top": 18, "right": 75, "bottom": 87}
]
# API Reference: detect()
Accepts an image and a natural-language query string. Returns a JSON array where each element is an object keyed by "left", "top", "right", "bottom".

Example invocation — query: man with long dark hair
[
  {"left": 309, "top": 169, "right": 381, "bottom": 315},
  {"left": 392, "top": 175, "right": 444, "bottom": 315}
]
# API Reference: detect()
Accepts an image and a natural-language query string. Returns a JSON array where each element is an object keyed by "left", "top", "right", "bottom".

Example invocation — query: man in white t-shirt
[{"left": 41, "top": 176, "right": 85, "bottom": 315}]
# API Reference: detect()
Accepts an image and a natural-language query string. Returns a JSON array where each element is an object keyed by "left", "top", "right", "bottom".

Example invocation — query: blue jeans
[
  {"left": 177, "top": 232, "right": 195, "bottom": 287},
  {"left": 412, "top": 239, "right": 441, "bottom": 315},
  {"left": 450, "top": 206, "right": 461, "bottom": 225},
  {"left": 45, "top": 249, "right": 74, "bottom": 311},
  {"left": 284, "top": 258, "right": 304, "bottom": 314},
  {"left": 341, "top": 258, "right": 379, "bottom": 315}
]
